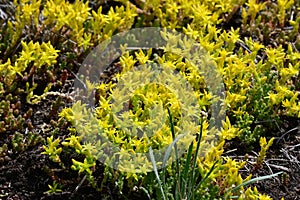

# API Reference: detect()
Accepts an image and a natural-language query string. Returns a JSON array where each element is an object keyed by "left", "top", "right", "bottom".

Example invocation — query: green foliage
[
  {"left": 152, "top": 114, "right": 220, "bottom": 200},
  {"left": 42, "top": 136, "right": 62, "bottom": 163},
  {"left": 44, "top": 181, "right": 62, "bottom": 194},
  {"left": 11, "top": 131, "right": 43, "bottom": 152},
  {"left": 0, "top": 143, "right": 8, "bottom": 164}
]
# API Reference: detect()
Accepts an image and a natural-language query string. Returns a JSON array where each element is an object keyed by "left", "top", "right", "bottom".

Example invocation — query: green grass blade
[
  {"left": 194, "top": 160, "right": 219, "bottom": 192},
  {"left": 230, "top": 171, "right": 283, "bottom": 193},
  {"left": 167, "top": 107, "right": 181, "bottom": 198},
  {"left": 161, "top": 133, "right": 186, "bottom": 191},
  {"left": 167, "top": 107, "right": 178, "bottom": 161},
  {"left": 192, "top": 118, "right": 203, "bottom": 172},
  {"left": 162, "top": 133, "right": 186, "bottom": 169},
  {"left": 180, "top": 142, "right": 194, "bottom": 198},
  {"left": 189, "top": 118, "right": 204, "bottom": 199},
  {"left": 149, "top": 147, "right": 167, "bottom": 200}
]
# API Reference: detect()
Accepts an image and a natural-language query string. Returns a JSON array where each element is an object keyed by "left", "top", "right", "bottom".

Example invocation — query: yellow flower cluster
[
  {"left": 8, "top": 0, "right": 41, "bottom": 46},
  {"left": 54, "top": 0, "right": 298, "bottom": 198},
  {"left": 2, "top": 0, "right": 297, "bottom": 198},
  {"left": 0, "top": 41, "right": 59, "bottom": 85},
  {"left": 256, "top": 137, "right": 274, "bottom": 167}
]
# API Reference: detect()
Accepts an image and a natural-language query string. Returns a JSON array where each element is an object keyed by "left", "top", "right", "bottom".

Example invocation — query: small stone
[{"left": 4, "top": 156, "right": 11, "bottom": 162}]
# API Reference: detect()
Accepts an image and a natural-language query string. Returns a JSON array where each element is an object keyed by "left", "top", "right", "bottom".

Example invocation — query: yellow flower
[{"left": 221, "top": 116, "right": 241, "bottom": 140}]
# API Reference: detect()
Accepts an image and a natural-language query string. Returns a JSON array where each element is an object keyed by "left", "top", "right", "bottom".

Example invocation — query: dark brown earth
[{"left": 223, "top": 117, "right": 300, "bottom": 200}]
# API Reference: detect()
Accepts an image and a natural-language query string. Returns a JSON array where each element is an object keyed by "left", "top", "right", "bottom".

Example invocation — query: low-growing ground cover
[{"left": 0, "top": 0, "right": 299, "bottom": 199}]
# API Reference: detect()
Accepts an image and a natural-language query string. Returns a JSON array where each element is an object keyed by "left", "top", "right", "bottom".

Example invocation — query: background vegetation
[{"left": 0, "top": 0, "right": 299, "bottom": 199}]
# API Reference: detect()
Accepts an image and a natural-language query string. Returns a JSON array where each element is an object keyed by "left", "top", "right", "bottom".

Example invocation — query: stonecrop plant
[{"left": 0, "top": 0, "right": 299, "bottom": 199}]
